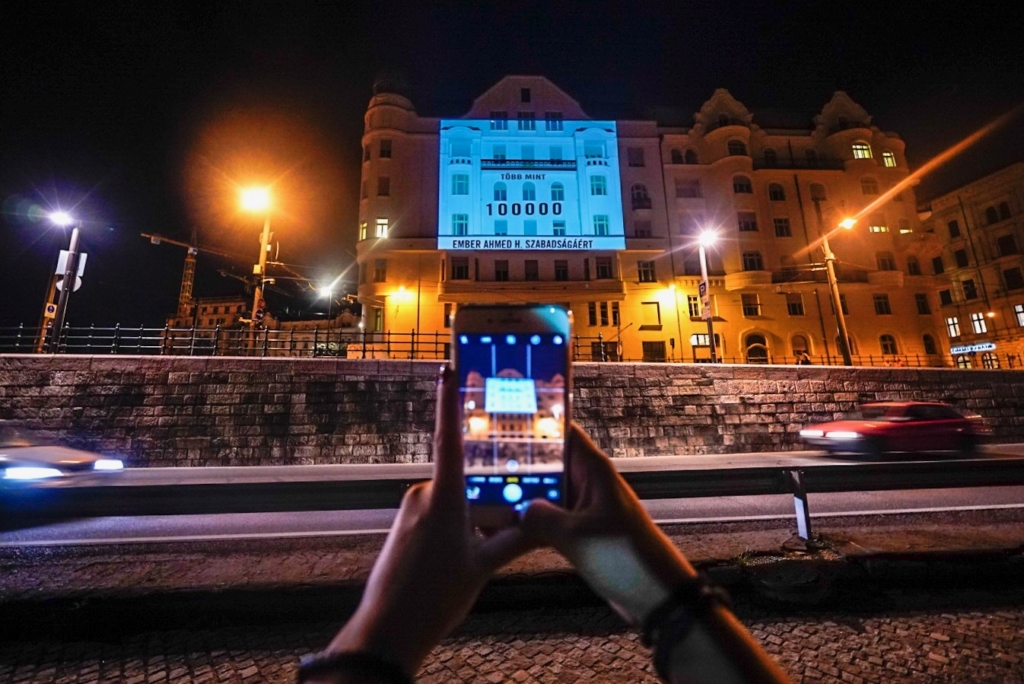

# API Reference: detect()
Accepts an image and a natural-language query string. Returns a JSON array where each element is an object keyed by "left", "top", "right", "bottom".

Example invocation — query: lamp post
[
  {"left": 697, "top": 230, "right": 718, "bottom": 363},
  {"left": 812, "top": 198, "right": 855, "bottom": 366},
  {"left": 241, "top": 188, "right": 271, "bottom": 332},
  {"left": 48, "top": 212, "right": 81, "bottom": 353}
]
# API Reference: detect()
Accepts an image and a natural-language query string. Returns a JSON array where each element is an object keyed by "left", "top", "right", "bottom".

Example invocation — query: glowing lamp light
[
  {"left": 987, "top": 311, "right": 996, "bottom": 318},
  {"left": 468, "top": 416, "right": 489, "bottom": 436},
  {"left": 49, "top": 211, "right": 74, "bottom": 226},
  {"left": 697, "top": 230, "right": 718, "bottom": 248},
  {"left": 535, "top": 417, "right": 562, "bottom": 439},
  {"left": 839, "top": 218, "right": 857, "bottom": 230},
  {"left": 240, "top": 187, "right": 271, "bottom": 212}
]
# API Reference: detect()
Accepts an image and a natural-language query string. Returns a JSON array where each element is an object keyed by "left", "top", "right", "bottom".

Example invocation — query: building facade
[
  {"left": 920, "top": 162, "right": 1024, "bottom": 368},
  {"left": 356, "top": 76, "right": 948, "bottom": 365}
]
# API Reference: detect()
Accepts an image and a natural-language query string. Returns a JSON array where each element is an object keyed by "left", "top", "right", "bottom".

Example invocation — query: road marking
[{"left": 2, "top": 503, "right": 1023, "bottom": 547}]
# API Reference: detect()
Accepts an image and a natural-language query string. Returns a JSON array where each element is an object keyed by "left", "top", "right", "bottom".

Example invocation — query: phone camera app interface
[{"left": 459, "top": 332, "right": 566, "bottom": 507}]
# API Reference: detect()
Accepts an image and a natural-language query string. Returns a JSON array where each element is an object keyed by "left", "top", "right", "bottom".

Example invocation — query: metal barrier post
[
  {"left": 112, "top": 323, "right": 120, "bottom": 354},
  {"left": 261, "top": 327, "right": 269, "bottom": 356},
  {"left": 410, "top": 329, "right": 416, "bottom": 360},
  {"left": 213, "top": 325, "right": 221, "bottom": 356},
  {"left": 189, "top": 325, "right": 197, "bottom": 356},
  {"left": 788, "top": 469, "right": 812, "bottom": 541}
]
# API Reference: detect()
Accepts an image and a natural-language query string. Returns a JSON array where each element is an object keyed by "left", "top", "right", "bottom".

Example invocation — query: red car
[{"left": 799, "top": 402, "right": 989, "bottom": 457}]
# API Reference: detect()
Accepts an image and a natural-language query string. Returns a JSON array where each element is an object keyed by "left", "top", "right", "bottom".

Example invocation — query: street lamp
[
  {"left": 813, "top": 199, "right": 855, "bottom": 366},
  {"left": 240, "top": 188, "right": 271, "bottom": 331},
  {"left": 48, "top": 211, "right": 81, "bottom": 353},
  {"left": 697, "top": 230, "right": 718, "bottom": 363}
]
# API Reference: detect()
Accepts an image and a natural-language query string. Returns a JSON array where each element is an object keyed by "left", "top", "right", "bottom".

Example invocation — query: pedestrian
[
  {"left": 298, "top": 366, "right": 792, "bottom": 684},
  {"left": 796, "top": 351, "right": 812, "bottom": 365}
]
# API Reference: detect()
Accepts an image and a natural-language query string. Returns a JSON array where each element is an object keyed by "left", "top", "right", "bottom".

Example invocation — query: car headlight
[
  {"left": 93, "top": 459, "right": 124, "bottom": 471},
  {"left": 827, "top": 431, "right": 862, "bottom": 440},
  {"left": 4, "top": 466, "right": 64, "bottom": 480},
  {"left": 799, "top": 429, "right": 824, "bottom": 438}
]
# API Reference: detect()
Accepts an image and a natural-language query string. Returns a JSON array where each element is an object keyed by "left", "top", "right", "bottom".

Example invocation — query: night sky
[{"left": 3, "top": 1, "right": 1023, "bottom": 327}]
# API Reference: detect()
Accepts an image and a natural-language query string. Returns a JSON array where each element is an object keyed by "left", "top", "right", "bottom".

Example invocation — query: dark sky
[{"left": 3, "top": 1, "right": 1023, "bottom": 327}]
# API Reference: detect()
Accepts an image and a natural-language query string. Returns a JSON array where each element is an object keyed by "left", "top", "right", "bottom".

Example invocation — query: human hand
[
  {"left": 523, "top": 423, "right": 697, "bottom": 626},
  {"left": 323, "top": 366, "right": 535, "bottom": 677}
]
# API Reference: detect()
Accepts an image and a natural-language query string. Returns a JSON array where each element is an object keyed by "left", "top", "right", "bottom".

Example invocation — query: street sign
[
  {"left": 55, "top": 252, "right": 87, "bottom": 292},
  {"left": 43, "top": 303, "right": 57, "bottom": 319},
  {"left": 699, "top": 279, "right": 711, "bottom": 319},
  {"left": 698, "top": 281, "right": 707, "bottom": 298}
]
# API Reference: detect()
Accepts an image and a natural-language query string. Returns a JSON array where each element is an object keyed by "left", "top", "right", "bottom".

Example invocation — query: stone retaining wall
[{"left": 1, "top": 355, "right": 1022, "bottom": 466}]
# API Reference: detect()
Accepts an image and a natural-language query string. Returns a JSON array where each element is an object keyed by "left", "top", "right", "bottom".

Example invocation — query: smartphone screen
[{"left": 456, "top": 314, "right": 569, "bottom": 512}]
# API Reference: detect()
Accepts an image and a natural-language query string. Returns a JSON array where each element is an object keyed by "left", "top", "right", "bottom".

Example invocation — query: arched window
[
  {"left": 727, "top": 140, "right": 748, "bottom": 157},
  {"left": 550, "top": 183, "right": 565, "bottom": 201},
  {"left": 810, "top": 183, "right": 827, "bottom": 201},
  {"left": 985, "top": 206, "right": 999, "bottom": 225},
  {"left": 493, "top": 182, "right": 507, "bottom": 201},
  {"left": 907, "top": 256, "right": 921, "bottom": 275},
  {"left": 861, "top": 177, "right": 880, "bottom": 195},
  {"left": 792, "top": 335, "right": 809, "bottom": 356},
  {"left": 882, "top": 151, "right": 897, "bottom": 167},
  {"left": 732, "top": 176, "right": 753, "bottom": 193},
  {"left": 955, "top": 355, "right": 972, "bottom": 369},
  {"left": 745, "top": 334, "right": 769, "bottom": 364},
  {"left": 852, "top": 141, "right": 873, "bottom": 159},
  {"left": 999, "top": 202, "right": 1012, "bottom": 220},
  {"left": 768, "top": 183, "right": 786, "bottom": 201},
  {"left": 522, "top": 182, "right": 536, "bottom": 201},
  {"left": 982, "top": 352, "right": 1000, "bottom": 369},
  {"left": 631, "top": 183, "right": 650, "bottom": 201},
  {"left": 805, "top": 149, "right": 819, "bottom": 168},
  {"left": 880, "top": 334, "right": 898, "bottom": 355},
  {"left": 685, "top": 149, "right": 699, "bottom": 164},
  {"left": 922, "top": 334, "right": 937, "bottom": 355},
  {"left": 670, "top": 149, "right": 684, "bottom": 164},
  {"left": 876, "top": 251, "right": 897, "bottom": 271},
  {"left": 763, "top": 148, "right": 778, "bottom": 167}
]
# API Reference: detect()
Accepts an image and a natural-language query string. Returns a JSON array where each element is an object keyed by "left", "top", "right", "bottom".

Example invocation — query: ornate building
[
  {"left": 919, "top": 162, "right": 1024, "bottom": 368},
  {"left": 356, "top": 76, "right": 948, "bottom": 365}
]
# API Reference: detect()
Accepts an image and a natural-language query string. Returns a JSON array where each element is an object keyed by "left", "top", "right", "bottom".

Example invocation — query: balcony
[
  {"left": 868, "top": 270, "right": 904, "bottom": 288},
  {"left": 441, "top": 278, "right": 624, "bottom": 301},
  {"left": 631, "top": 197, "right": 652, "bottom": 210},
  {"left": 480, "top": 159, "right": 577, "bottom": 171}
]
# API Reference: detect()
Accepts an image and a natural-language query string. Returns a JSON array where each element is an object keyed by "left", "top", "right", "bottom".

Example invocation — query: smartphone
[{"left": 452, "top": 304, "right": 572, "bottom": 526}]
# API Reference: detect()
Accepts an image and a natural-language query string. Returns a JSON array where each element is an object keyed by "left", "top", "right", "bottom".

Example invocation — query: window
[
  {"left": 451, "top": 174, "right": 469, "bottom": 195},
  {"left": 492, "top": 145, "right": 506, "bottom": 160},
  {"left": 768, "top": 183, "right": 786, "bottom": 201},
  {"left": 493, "top": 182, "right": 507, "bottom": 201},
  {"left": 675, "top": 179, "right": 701, "bottom": 198},
  {"left": 923, "top": 334, "right": 937, "bottom": 355},
  {"left": 494, "top": 220, "right": 508, "bottom": 235},
  {"left": 868, "top": 215, "right": 889, "bottom": 232},
  {"left": 982, "top": 352, "right": 1000, "bottom": 369},
  {"left": 452, "top": 140, "right": 471, "bottom": 157},
  {"left": 634, "top": 220, "right": 652, "bottom": 238},
  {"left": 373, "top": 259, "right": 387, "bottom": 282},
  {"left": 954, "top": 249, "right": 969, "bottom": 268},
  {"left": 641, "top": 303, "right": 662, "bottom": 328},
  {"left": 524, "top": 260, "right": 539, "bottom": 281},
  {"left": 985, "top": 206, "right": 1000, "bottom": 225},
  {"left": 359, "top": 222, "right": 368, "bottom": 241},
  {"left": 971, "top": 312, "right": 987, "bottom": 334},
  {"left": 899, "top": 219, "right": 912, "bottom": 233},
  {"left": 521, "top": 145, "right": 535, "bottom": 160},
  {"left": 861, "top": 177, "right": 879, "bottom": 195},
  {"left": 882, "top": 151, "right": 897, "bottom": 167},
  {"left": 732, "top": 176, "right": 753, "bottom": 193},
  {"left": 738, "top": 212, "right": 758, "bottom": 232},
  {"left": 627, "top": 147, "right": 645, "bottom": 167},
  {"left": 880, "top": 335, "right": 898, "bottom": 355},
  {"left": 549, "top": 146, "right": 563, "bottom": 160},
  {"left": 915, "top": 293, "right": 931, "bottom": 314},
  {"left": 523, "top": 220, "right": 537, "bottom": 236},
  {"left": 594, "top": 215, "right": 610, "bottom": 236},
  {"left": 873, "top": 294, "right": 892, "bottom": 315},
  {"left": 786, "top": 293, "right": 804, "bottom": 316},
  {"left": 1005, "top": 267, "right": 1024, "bottom": 291},
  {"left": 907, "top": 256, "right": 921, "bottom": 275},
  {"left": 443, "top": 303, "right": 453, "bottom": 328},
  {"left": 742, "top": 293, "right": 761, "bottom": 316},
  {"left": 939, "top": 289, "right": 953, "bottom": 306},
  {"left": 375, "top": 217, "right": 389, "bottom": 238},
  {"left": 631, "top": 183, "right": 651, "bottom": 208},
  {"left": 452, "top": 214, "right": 468, "bottom": 236},
  {"left": 852, "top": 142, "right": 873, "bottom": 159},
  {"left": 763, "top": 149, "right": 778, "bottom": 167},
  {"left": 947, "top": 220, "right": 961, "bottom": 238},
  {"left": 810, "top": 183, "right": 827, "bottom": 201},
  {"left": 685, "top": 149, "right": 699, "bottom": 164},
  {"left": 946, "top": 316, "right": 961, "bottom": 337},
  {"left": 806, "top": 150, "right": 819, "bottom": 168},
  {"left": 742, "top": 251, "right": 764, "bottom": 271},
  {"left": 521, "top": 182, "right": 536, "bottom": 201},
  {"left": 587, "top": 302, "right": 597, "bottom": 326},
  {"left": 596, "top": 257, "right": 614, "bottom": 279},
  {"left": 839, "top": 294, "right": 849, "bottom": 315},
  {"left": 642, "top": 341, "right": 667, "bottom": 362},
  {"left": 584, "top": 142, "right": 604, "bottom": 159},
  {"left": 553, "top": 221, "right": 567, "bottom": 236},
  {"left": 876, "top": 252, "right": 897, "bottom": 271},
  {"left": 671, "top": 149, "right": 684, "bottom": 164},
  {"left": 1016, "top": 304, "right": 1024, "bottom": 327},
  {"left": 745, "top": 334, "right": 769, "bottom": 363},
  {"left": 590, "top": 175, "right": 608, "bottom": 196},
  {"left": 373, "top": 308, "right": 383, "bottom": 333},
  {"left": 962, "top": 279, "right": 978, "bottom": 300},
  {"left": 517, "top": 112, "right": 535, "bottom": 131},
  {"left": 544, "top": 112, "right": 563, "bottom": 131},
  {"left": 554, "top": 260, "right": 568, "bottom": 281},
  {"left": 494, "top": 260, "right": 509, "bottom": 282},
  {"left": 932, "top": 256, "right": 945, "bottom": 275},
  {"left": 727, "top": 140, "right": 747, "bottom": 156},
  {"left": 688, "top": 295, "right": 700, "bottom": 318},
  {"left": 379, "top": 139, "right": 392, "bottom": 158},
  {"left": 551, "top": 183, "right": 565, "bottom": 201},
  {"left": 490, "top": 111, "right": 508, "bottom": 130},
  {"left": 999, "top": 202, "right": 1012, "bottom": 220},
  {"left": 520, "top": 88, "right": 531, "bottom": 103},
  {"left": 612, "top": 301, "right": 620, "bottom": 326},
  {"left": 377, "top": 177, "right": 390, "bottom": 196},
  {"left": 773, "top": 218, "right": 792, "bottom": 237},
  {"left": 637, "top": 260, "right": 657, "bottom": 282},
  {"left": 998, "top": 234, "right": 1018, "bottom": 257}
]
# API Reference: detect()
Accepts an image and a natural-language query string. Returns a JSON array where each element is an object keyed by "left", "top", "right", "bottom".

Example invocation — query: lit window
[
  {"left": 732, "top": 176, "right": 753, "bottom": 193},
  {"left": 452, "top": 174, "right": 469, "bottom": 195},
  {"left": 768, "top": 184, "right": 786, "bottom": 201},
  {"left": 983, "top": 352, "right": 1000, "bottom": 369},
  {"left": 971, "top": 312, "right": 988, "bottom": 334},
  {"left": 852, "top": 142, "right": 872, "bottom": 159},
  {"left": 490, "top": 112, "right": 508, "bottom": 130},
  {"left": 742, "top": 294, "right": 760, "bottom": 316},
  {"left": 946, "top": 316, "right": 961, "bottom": 337},
  {"left": 899, "top": 219, "right": 912, "bottom": 234},
  {"left": 727, "top": 140, "right": 747, "bottom": 156},
  {"left": 742, "top": 251, "right": 763, "bottom": 271},
  {"left": 882, "top": 151, "right": 896, "bottom": 167},
  {"left": 544, "top": 112, "right": 563, "bottom": 131},
  {"left": 493, "top": 183, "right": 507, "bottom": 201},
  {"left": 375, "top": 217, "right": 389, "bottom": 238},
  {"left": 1015, "top": 304, "right": 1024, "bottom": 327},
  {"left": 590, "top": 176, "right": 607, "bottom": 196},
  {"left": 774, "top": 218, "right": 791, "bottom": 237},
  {"left": 452, "top": 214, "right": 468, "bottom": 236},
  {"left": 880, "top": 335, "right": 898, "bottom": 355},
  {"left": 517, "top": 112, "right": 535, "bottom": 131},
  {"left": 874, "top": 294, "right": 892, "bottom": 315},
  {"left": 868, "top": 215, "right": 888, "bottom": 232},
  {"left": 861, "top": 177, "right": 879, "bottom": 195},
  {"left": 551, "top": 183, "right": 565, "bottom": 201},
  {"left": 359, "top": 222, "right": 368, "bottom": 241},
  {"left": 373, "top": 308, "right": 383, "bottom": 332},
  {"left": 637, "top": 260, "right": 657, "bottom": 282}
]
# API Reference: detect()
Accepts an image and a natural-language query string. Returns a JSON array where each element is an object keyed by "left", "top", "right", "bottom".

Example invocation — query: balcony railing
[
  {"left": 480, "top": 159, "right": 577, "bottom": 170},
  {"left": 631, "top": 197, "right": 653, "bottom": 210}
]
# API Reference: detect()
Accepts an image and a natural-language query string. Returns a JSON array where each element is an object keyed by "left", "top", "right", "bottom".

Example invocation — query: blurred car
[
  {"left": 798, "top": 402, "right": 990, "bottom": 457},
  {"left": 0, "top": 423, "right": 124, "bottom": 484}
]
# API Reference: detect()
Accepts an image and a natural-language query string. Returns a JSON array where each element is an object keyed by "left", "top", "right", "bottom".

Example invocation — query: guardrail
[{"left": 4, "top": 456, "right": 1024, "bottom": 542}]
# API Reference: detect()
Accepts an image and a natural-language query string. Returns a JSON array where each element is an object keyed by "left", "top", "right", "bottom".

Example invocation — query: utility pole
[{"left": 813, "top": 198, "right": 853, "bottom": 366}]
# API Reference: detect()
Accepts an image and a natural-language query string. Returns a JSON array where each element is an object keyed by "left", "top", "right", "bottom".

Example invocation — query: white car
[{"left": 0, "top": 423, "right": 124, "bottom": 484}]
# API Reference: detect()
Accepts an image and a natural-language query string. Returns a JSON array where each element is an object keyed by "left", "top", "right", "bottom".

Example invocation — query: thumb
[{"left": 520, "top": 498, "right": 574, "bottom": 549}]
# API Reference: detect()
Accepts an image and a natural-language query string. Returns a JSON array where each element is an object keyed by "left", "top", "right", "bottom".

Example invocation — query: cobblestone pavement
[{"left": 2, "top": 587, "right": 1022, "bottom": 684}]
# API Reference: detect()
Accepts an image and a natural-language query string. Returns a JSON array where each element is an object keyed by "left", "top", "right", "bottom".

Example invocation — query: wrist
[{"left": 327, "top": 610, "right": 419, "bottom": 679}]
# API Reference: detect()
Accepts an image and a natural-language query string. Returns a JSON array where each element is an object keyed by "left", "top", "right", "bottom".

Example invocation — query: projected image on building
[{"left": 437, "top": 118, "right": 626, "bottom": 250}]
